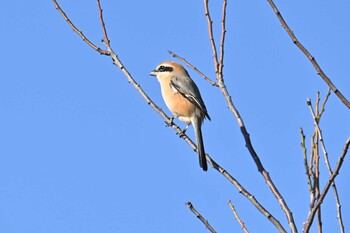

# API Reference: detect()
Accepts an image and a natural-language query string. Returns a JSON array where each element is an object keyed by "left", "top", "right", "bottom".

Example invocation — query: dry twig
[
  {"left": 52, "top": 0, "right": 108, "bottom": 55},
  {"left": 186, "top": 202, "right": 217, "bottom": 233},
  {"left": 300, "top": 128, "right": 313, "bottom": 197},
  {"left": 303, "top": 137, "right": 350, "bottom": 233},
  {"left": 168, "top": 50, "right": 217, "bottom": 86},
  {"left": 306, "top": 91, "right": 344, "bottom": 233},
  {"left": 228, "top": 200, "right": 249, "bottom": 233},
  {"left": 265, "top": 0, "right": 350, "bottom": 109}
]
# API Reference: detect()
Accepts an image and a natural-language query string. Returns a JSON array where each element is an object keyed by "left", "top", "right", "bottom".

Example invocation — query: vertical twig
[
  {"left": 300, "top": 128, "right": 313, "bottom": 197},
  {"left": 218, "top": 0, "right": 227, "bottom": 79},
  {"left": 203, "top": 0, "right": 220, "bottom": 77},
  {"left": 96, "top": 0, "right": 110, "bottom": 45}
]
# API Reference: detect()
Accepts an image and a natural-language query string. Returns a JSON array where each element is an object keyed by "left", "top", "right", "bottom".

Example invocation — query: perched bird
[{"left": 149, "top": 61, "right": 211, "bottom": 171}]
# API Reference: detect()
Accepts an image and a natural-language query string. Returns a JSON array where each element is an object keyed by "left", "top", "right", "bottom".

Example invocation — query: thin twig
[
  {"left": 307, "top": 95, "right": 345, "bottom": 233},
  {"left": 168, "top": 50, "right": 217, "bottom": 86},
  {"left": 218, "top": 0, "right": 227, "bottom": 79},
  {"left": 186, "top": 202, "right": 217, "bottom": 233},
  {"left": 319, "top": 88, "right": 331, "bottom": 119},
  {"left": 204, "top": 0, "right": 219, "bottom": 77},
  {"left": 317, "top": 206, "right": 323, "bottom": 233},
  {"left": 303, "top": 138, "right": 350, "bottom": 233},
  {"left": 265, "top": 0, "right": 350, "bottom": 109},
  {"left": 228, "top": 200, "right": 249, "bottom": 233},
  {"left": 96, "top": 0, "right": 110, "bottom": 45},
  {"left": 300, "top": 128, "right": 313, "bottom": 195},
  {"left": 52, "top": 0, "right": 108, "bottom": 55},
  {"left": 320, "top": 90, "right": 345, "bottom": 233},
  {"left": 314, "top": 93, "right": 322, "bottom": 232},
  {"left": 210, "top": 158, "right": 287, "bottom": 233}
]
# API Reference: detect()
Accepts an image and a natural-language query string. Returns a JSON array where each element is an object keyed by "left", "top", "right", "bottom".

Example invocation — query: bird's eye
[{"left": 158, "top": 65, "right": 173, "bottom": 72}]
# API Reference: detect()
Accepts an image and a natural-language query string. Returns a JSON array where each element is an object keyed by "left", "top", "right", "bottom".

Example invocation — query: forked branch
[
  {"left": 303, "top": 137, "right": 350, "bottom": 232},
  {"left": 305, "top": 91, "right": 345, "bottom": 233}
]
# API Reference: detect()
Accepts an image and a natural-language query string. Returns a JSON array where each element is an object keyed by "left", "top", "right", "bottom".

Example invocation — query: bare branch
[
  {"left": 210, "top": 158, "right": 287, "bottom": 232},
  {"left": 303, "top": 137, "right": 350, "bottom": 233},
  {"left": 96, "top": 0, "right": 110, "bottom": 46},
  {"left": 204, "top": 0, "right": 219, "bottom": 76},
  {"left": 300, "top": 128, "right": 313, "bottom": 195},
  {"left": 168, "top": 50, "right": 217, "bottom": 86},
  {"left": 319, "top": 88, "right": 331, "bottom": 119},
  {"left": 186, "top": 202, "right": 217, "bottom": 233},
  {"left": 52, "top": 0, "right": 108, "bottom": 55},
  {"left": 307, "top": 94, "right": 345, "bottom": 233},
  {"left": 218, "top": 0, "right": 227, "bottom": 80},
  {"left": 265, "top": 0, "right": 350, "bottom": 109},
  {"left": 228, "top": 200, "right": 249, "bottom": 233}
]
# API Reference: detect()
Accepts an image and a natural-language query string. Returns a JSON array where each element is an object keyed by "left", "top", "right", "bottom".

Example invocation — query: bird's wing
[{"left": 170, "top": 75, "right": 211, "bottom": 120}]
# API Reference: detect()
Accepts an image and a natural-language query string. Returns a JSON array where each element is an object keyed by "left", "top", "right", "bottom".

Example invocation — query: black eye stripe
[{"left": 158, "top": 65, "right": 173, "bottom": 72}]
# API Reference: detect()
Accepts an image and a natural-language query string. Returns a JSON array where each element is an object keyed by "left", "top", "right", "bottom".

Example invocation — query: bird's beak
[{"left": 149, "top": 70, "right": 158, "bottom": 76}]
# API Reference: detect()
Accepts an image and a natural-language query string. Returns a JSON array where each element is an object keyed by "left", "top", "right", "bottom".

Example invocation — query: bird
[{"left": 149, "top": 61, "right": 211, "bottom": 171}]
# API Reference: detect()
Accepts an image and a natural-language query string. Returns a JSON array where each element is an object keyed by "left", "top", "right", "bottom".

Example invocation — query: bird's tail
[{"left": 193, "top": 118, "right": 208, "bottom": 171}]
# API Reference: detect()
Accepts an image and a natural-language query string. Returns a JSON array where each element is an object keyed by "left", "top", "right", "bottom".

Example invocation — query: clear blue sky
[{"left": 1, "top": 0, "right": 349, "bottom": 232}]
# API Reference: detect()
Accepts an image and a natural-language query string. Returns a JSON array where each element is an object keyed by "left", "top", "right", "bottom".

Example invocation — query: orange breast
[{"left": 160, "top": 80, "right": 195, "bottom": 118}]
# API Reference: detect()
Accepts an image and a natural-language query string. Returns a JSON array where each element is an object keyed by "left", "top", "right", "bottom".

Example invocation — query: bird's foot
[
  {"left": 165, "top": 116, "right": 175, "bottom": 127},
  {"left": 177, "top": 124, "right": 189, "bottom": 138}
]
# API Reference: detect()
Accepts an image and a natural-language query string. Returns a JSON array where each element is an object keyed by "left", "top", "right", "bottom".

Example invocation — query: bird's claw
[
  {"left": 177, "top": 125, "right": 189, "bottom": 138},
  {"left": 165, "top": 116, "right": 175, "bottom": 127}
]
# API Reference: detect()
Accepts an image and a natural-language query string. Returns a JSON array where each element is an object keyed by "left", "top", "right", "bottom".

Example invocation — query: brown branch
[
  {"left": 210, "top": 158, "right": 287, "bottom": 233},
  {"left": 96, "top": 0, "right": 110, "bottom": 46},
  {"left": 52, "top": 0, "right": 108, "bottom": 55},
  {"left": 228, "top": 200, "right": 249, "bottom": 233},
  {"left": 265, "top": 0, "right": 350, "bottom": 109},
  {"left": 300, "top": 128, "right": 313, "bottom": 196},
  {"left": 319, "top": 88, "right": 331, "bottom": 119},
  {"left": 204, "top": 0, "right": 219, "bottom": 77},
  {"left": 313, "top": 93, "right": 322, "bottom": 232},
  {"left": 202, "top": 1, "right": 297, "bottom": 231},
  {"left": 218, "top": 0, "right": 227, "bottom": 80},
  {"left": 168, "top": 50, "right": 217, "bottom": 86},
  {"left": 186, "top": 202, "right": 217, "bottom": 233},
  {"left": 303, "top": 137, "right": 350, "bottom": 233},
  {"left": 307, "top": 94, "right": 345, "bottom": 233}
]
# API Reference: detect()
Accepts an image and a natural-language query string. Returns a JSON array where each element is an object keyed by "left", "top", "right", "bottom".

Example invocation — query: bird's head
[{"left": 149, "top": 61, "right": 187, "bottom": 79}]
